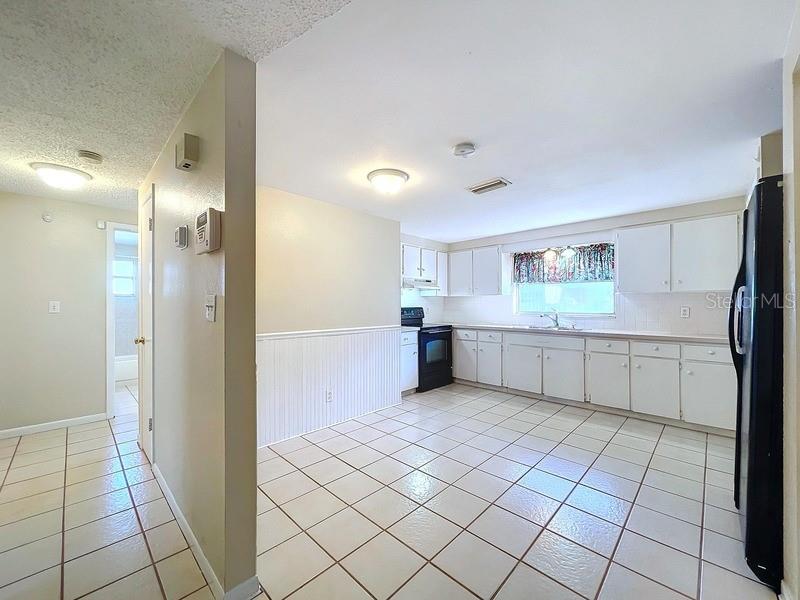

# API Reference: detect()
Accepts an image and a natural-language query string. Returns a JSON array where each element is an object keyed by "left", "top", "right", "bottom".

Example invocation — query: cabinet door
[
  {"left": 436, "top": 251, "right": 448, "bottom": 296},
  {"left": 400, "top": 344, "right": 419, "bottom": 391},
  {"left": 477, "top": 342, "right": 502, "bottom": 386},
  {"left": 402, "top": 244, "right": 421, "bottom": 277},
  {"left": 542, "top": 348, "right": 584, "bottom": 402},
  {"left": 681, "top": 362, "right": 736, "bottom": 429},
  {"left": 504, "top": 344, "right": 542, "bottom": 393},
  {"left": 630, "top": 356, "right": 679, "bottom": 419},
  {"left": 616, "top": 224, "right": 671, "bottom": 293},
  {"left": 472, "top": 246, "right": 501, "bottom": 295},
  {"left": 449, "top": 250, "right": 473, "bottom": 296},
  {"left": 587, "top": 352, "right": 630, "bottom": 410},
  {"left": 453, "top": 339, "right": 477, "bottom": 381},
  {"left": 672, "top": 215, "right": 739, "bottom": 292},
  {"left": 420, "top": 248, "right": 437, "bottom": 281}
]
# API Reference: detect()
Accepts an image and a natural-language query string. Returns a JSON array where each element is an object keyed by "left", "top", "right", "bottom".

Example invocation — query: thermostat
[{"left": 195, "top": 208, "right": 221, "bottom": 254}]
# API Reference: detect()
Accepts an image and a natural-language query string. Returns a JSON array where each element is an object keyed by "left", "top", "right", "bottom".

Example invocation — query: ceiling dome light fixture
[
  {"left": 367, "top": 168, "right": 409, "bottom": 195},
  {"left": 30, "top": 162, "right": 92, "bottom": 190}
]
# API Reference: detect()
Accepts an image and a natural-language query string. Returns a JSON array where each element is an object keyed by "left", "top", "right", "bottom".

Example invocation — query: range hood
[{"left": 402, "top": 277, "right": 440, "bottom": 290}]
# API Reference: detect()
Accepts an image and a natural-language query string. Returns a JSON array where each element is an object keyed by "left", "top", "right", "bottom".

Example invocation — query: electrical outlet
[
  {"left": 680, "top": 306, "right": 691, "bottom": 318},
  {"left": 325, "top": 390, "right": 333, "bottom": 403},
  {"left": 48, "top": 300, "right": 60, "bottom": 314}
]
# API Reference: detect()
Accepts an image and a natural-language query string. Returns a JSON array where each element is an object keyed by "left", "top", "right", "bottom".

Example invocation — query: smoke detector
[
  {"left": 467, "top": 177, "right": 511, "bottom": 195},
  {"left": 453, "top": 142, "right": 476, "bottom": 158},
  {"left": 78, "top": 150, "right": 103, "bottom": 164}
]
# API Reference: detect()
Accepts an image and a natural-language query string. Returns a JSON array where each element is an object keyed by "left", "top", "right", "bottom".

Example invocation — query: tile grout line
[
  {"left": 696, "top": 433, "right": 709, "bottom": 599},
  {"left": 61, "top": 426, "right": 69, "bottom": 600}
]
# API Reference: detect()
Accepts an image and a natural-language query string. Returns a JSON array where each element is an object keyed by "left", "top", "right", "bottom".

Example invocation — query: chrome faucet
[{"left": 540, "top": 311, "right": 559, "bottom": 328}]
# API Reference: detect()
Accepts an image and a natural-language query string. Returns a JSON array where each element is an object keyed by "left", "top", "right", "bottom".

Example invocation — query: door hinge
[
  {"left": 148, "top": 417, "right": 153, "bottom": 432},
  {"left": 148, "top": 217, "right": 153, "bottom": 231}
]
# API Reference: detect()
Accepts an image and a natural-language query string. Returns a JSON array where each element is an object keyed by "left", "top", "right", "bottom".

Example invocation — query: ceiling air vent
[{"left": 467, "top": 177, "right": 511, "bottom": 195}]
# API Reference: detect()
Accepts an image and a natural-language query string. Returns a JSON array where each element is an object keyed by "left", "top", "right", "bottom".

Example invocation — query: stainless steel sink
[{"left": 525, "top": 325, "right": 583, "bottom": 332}]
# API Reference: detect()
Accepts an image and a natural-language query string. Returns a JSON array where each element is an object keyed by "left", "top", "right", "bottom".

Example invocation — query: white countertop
[
  {"left": 442, "top": 322, "right": 728, "bottom": 344},
  {"left": 401, "top": 326, "right": 421, "bottom": 332}
]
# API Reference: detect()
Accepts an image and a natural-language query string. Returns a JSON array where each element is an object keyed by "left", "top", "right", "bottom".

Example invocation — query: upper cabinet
[
  {"left": 420, "top": 248, "right": 437, "bottom": 280},
  {"left": 448, "top": 246, "right": 502, "bottom": 296},
  {"left": 617, "top": 214, "right": 739, "bottom": 294},
  {"left": 672, "top": 215, "right": 738, "bottom": 292},
  {"left": 402, "top": 244, "right": 421, "bottom": 278},
  {"left": 616, "top": 224, "right": 671, "bottom": 293},
  {"left": 436, "top": 251, "right": 448, "bottom": 296},
  {"left": 449, "top": 250, "right": 473, "bottom": 295}
]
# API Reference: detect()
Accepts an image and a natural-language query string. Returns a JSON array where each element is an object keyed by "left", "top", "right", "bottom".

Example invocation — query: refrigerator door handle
[{"left": 733, "top": 285, "right": 745, "bottom": 355}]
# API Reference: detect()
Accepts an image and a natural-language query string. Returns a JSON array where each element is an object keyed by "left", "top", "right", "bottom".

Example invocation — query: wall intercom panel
[{"left": 195, "top": 208, "right": 221, "bottom": 254}]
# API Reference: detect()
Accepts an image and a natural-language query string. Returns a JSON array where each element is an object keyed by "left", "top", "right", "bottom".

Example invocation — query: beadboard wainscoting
[{"left": 256, "top": 326, "right": 401, "bottom": 446}]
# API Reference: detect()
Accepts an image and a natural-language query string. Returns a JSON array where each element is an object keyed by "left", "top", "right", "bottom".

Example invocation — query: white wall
[
  {"left": 0, "top": 192, "right": 135, "bottom": 431},
  {"left": 256, "top": 187, "right": 400, "bottom": 333},
  {"left": 140, "top": 49, "right": 256, "bottom": 595}
]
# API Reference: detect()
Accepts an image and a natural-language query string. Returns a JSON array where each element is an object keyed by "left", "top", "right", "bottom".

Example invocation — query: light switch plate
[
  {"left": 680, "top": 306, "right": 690, "bottom": 318},
  {"left": 205, "top": 294, "right": 216, "bottom": 322},
  {"left": 48, "top": 300, "right": 60, "bottom": 314}
]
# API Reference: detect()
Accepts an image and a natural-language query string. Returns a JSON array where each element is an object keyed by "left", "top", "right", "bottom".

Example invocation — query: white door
[
  {"left": 504, "top": 344, "right": 542, "bottom": 393},
  {"left": 543, "top": 348, "right": 584, "bottom": 402},
  {"left": 630, "top": 356, "right": 680, "bottom": 419},
  {"left": 672, "top": 215, "right": 739, "bottom": 292},
  {"left": 420, "top": 248, "right": 437, "bottom": 280},
  {"left": 449, "top": 250, "right": 473, "bottom": 296},
  {"left": 436, "top": 251, "right": 448, "bottom": 296},
  {"left": 477, "top": 342, "right": 502, "bottom": 386},
  {"left": 402, "top": 244, "right": 421, "bottom": 277},
  {"left": 472, "top": 246, "right": 501, "bottom": 295},
  {"left": 400, "top": 344, "right": 419, "bottom": 391},
  {"left": 616, "top": 224, "right": 671, "bottom": 293},
  {"left": 138, "top": 185, "right": 154, "bottom": 461},
  {"left": 587, "top": 352, "right": 630, "bottom": 410},
  {"left": 453, "top": 339, "right": 478, "bottom": 381},
  {"left": 681, "top": 362, "right": 737, "bottom": 429}
]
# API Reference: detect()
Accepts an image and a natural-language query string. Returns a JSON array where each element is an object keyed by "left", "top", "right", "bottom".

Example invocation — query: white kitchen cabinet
[
  {"left": 587, "top": 352, "right": 630, "bottom": 410},
  {"left": 400, "top": 343, "right": 419, "bottom": 391},
  {"left": 420, "top": 248, "right": 437, "bottom": 281},
  {"left": 504, "top": 343, "right": 542, "bottom": 393},
  {"left": 436, "top": 251, "right": 448, "bottom": 295},
  {"left": 616, "top": 224, "right": 671, "bottom": 293},
  {"left": 477, "top": 341, "right": 502, "bottom": 386},
  {"left": 542, "top": 348, "right": 584, "bottom": 402},
  {"left": 453, "top": 338, "right": 478, "bottom": 381},
  {"left": 672, "top": 215, "right": 738, "bottom": 292},
  {"left": 472, "top": 246, "right": 501, "bottom": 295},
  {"left": 449, "top": 250, "right": 473, "bottom": 296},
  {"left": 402, "top": 244, "right": 421, "bottom": 277},
  {"left": 681, "top": 362, "right": 737, "bottom": 429},
  {"left": 630, "top": 356, "right": 680, "bottom": 419}
]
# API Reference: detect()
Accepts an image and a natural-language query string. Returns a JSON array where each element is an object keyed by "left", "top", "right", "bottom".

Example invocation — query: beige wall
[
  {"left": 783, "top": 8, "right": 800, "bottom": 599},
  {"left": 0, "top": 192, "right": 135, "bottom": 430},
  {"left": 256, "top": 187, "right": 400, "bottom": 333},
  {"left": 140, "top": 49, "right": 256, "bottom": 593}
]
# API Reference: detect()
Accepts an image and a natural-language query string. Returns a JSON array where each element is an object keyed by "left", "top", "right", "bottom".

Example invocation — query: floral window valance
[{"left": 513, "top": 242, "right": 615, "bottom": 284}]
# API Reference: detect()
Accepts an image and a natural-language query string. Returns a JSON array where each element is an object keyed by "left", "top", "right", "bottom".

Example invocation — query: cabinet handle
[
  {"left": 545, "top": 355, "right": 550, "bottom": 360},
  {"left": 677, "top": 279, "right": 683, "bottom": 284},
  {"left": 635, "top": 364, "right": 641, "bottom": 369},
  {"left": 707, "top": 350, "right": 715, "bottom": 355},
  {"left": 472, "top": 348, "right": 477, "bottom": 352},
  {"left": 663, "top": 280, "right": 668, "bottom": 285},
  {"left": 621, "top": 363, "right": 627, "bottom": 368},
  {"left": 605, "top": 343, "right": 611, "bottom": 348},
  {"left": 536, "top": 354, "right": 541, "bottom": 358},
  {"left": 479, "top": 348, "right": 484, "bottom": 352},
  {"left": 412, "top": 351, "right": 417, "bottom": 355},
  {"left": 653, "top": 345, "right": 659, "bottom": 351},
  {"left": 686, "top": 370, "right": 693, "bottom": 375}
]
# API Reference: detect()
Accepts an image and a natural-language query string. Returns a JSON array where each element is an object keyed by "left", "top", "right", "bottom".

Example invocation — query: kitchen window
[{"left": 513, "top": 242, "right": 615, "bottom": 315}]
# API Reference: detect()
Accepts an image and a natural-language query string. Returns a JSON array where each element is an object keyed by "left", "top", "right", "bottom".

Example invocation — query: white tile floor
[
  {"left": 256, "top": 383, "right": 778, "bottom": 600},
  {"left": 0, "top": 383, "right": 219, "bottom": 600}
]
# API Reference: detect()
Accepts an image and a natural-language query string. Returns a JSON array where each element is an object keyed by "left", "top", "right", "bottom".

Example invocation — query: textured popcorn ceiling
[{"left": 0, "top": 0, "right": 350, "bottom": 209}]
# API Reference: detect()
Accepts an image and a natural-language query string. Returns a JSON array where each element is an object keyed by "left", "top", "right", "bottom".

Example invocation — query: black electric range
[{"left": 401, "top": 307, "right": 453, "bottom": 392}]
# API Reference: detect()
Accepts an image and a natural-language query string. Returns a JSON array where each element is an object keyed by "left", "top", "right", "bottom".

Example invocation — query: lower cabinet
[
  {"left": 453, "top": 338, "right": 478, "bottom": 381},
  {"left": 630, "top": 356, "right": 680, "bottom": 419},
  {"left": 477, "top": 341, "right": 502, "bottom": 386},
  {"left": 504, "top": 343, "right": 542, "bottom": 394},
  {"left": 400, "top": 343, "right": 418, "bottom": 392},
  {"left": 587, "top": 352, "right": 630, "bottom": 410},
  {"left": 543, "top": 348, "right": 584, "bottom": 402},
  {"left": 681, "top": 362, "right": 737, "bottom": 429}
]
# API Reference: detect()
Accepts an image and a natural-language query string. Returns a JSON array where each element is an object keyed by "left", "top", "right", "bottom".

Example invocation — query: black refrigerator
[{"left": 728, "top": 173, "right": 783, "bottom": 590}]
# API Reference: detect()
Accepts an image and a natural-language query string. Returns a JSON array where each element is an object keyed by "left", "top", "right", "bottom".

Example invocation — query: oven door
[{"left": 417, "top": 328, "right": 452, "bottom": 391}]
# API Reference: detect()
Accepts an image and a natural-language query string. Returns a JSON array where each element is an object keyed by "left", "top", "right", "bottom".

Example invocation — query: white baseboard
[
  {"left": 153, "top": 464, "right": 224, "bottom": 599},
  {"left": 0, "top": 413, "right": 108, "bottom": 440},
  {"left": 223, "top": 576, "right": 261, "bottom": 600}
]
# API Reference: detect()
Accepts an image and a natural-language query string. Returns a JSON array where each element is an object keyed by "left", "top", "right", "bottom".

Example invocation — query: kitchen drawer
[
  {"left": 401, "top": 331, "right": 418, "bottom": 346},
  {"left": 586, "top": 338, "right": 629, "bottom": 355},
  {"left": 630, "top": 341, "right": 680, "bottom": 359},
  {"left": 503, "top": 332, "right": 584, "bottom": 350},
  {"left": 681, "top": 344, "right": 731, "bottom": 364},
  {"left": 454, "top": 329, "right": 477, "bottom": 341},
  {"left": 478, "top": 330, "right": 503, "bottom": 343}
]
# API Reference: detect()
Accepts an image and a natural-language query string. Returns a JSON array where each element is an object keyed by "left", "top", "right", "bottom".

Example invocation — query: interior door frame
[
  {"left": 105, "top": 221, "right": 139, "bottom": 418},
  {"left": 138, "top": 184, "right": 155, "bottom": 460}
]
